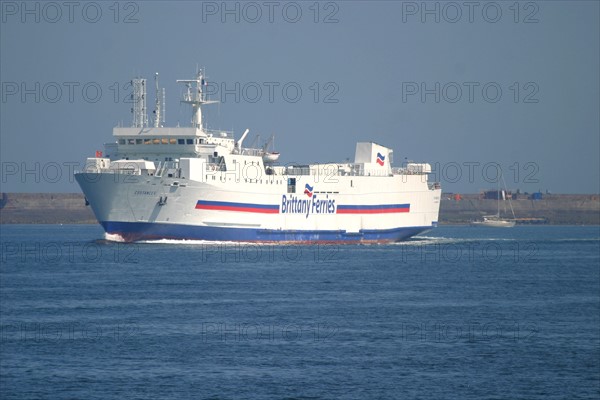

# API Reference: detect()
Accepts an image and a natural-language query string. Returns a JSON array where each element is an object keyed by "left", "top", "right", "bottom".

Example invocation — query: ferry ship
[{"left": 75, "top": 70, "right": 441, "bottom": 243}]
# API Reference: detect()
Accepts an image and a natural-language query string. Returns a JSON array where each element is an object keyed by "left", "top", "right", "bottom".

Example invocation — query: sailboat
[
  {"left": 471, "top": 214, "right": 516, "bottom": 227},
  {"left": 471, "top": 174, "right": 516, "bottom": 227}
]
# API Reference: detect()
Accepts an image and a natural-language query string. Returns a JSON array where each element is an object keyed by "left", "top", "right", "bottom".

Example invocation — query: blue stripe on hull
[{"left": 100, "top": 221, "right": 434, "bottom": 243}]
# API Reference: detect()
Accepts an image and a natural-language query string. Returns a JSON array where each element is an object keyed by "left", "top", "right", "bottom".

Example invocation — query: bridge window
[
  {"left": 144, "top": 139, "right": 152, "bottom": 145},
  {"left": 161, "top": 138, "right": 168, "bottom": 144},
  {"left": 118, "top": 139, "right": 125, "bottom": 145},
  {"left": 136, "top": 139, "right": 142, "bottom": 145},
  {"left": 169, "top": 138, "right": 177, "bottom": 144},
  {"left": 287, "top": 178, "right": 296, "bottom": 193},
  {"left": 153, "top": 138, "right": 160, "bottom": 144},
  {"left": 178, "top": 139, "right": 185, "bottom": 145},
  {"left": 187, "top": 139, "right": 194, "bottom": 145},
  {"left": 128, "top": 139, "right": 135, "bottom": 145}
]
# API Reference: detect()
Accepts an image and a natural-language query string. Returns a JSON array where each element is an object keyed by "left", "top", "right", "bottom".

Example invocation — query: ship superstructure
[{"left": 75, "top": 69, "right": 441, "bottom": 242}]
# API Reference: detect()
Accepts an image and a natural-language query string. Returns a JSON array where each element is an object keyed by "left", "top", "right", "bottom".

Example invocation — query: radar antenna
[{"left": 176, "top": 68, "right": 218, "bottom": 129}]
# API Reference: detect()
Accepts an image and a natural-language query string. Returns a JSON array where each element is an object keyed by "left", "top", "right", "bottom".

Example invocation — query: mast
[
  {"left": 501, "top": 173, "right": 516, "bottom": 219},
  {"left": 161, "top": 87, "right": 166, "bottom": 126},
  {"left": 176, "top": 69, "right": 218, "bottom": 129},
  {"left": 131, "top": 78, "right": 148, "bottom": 128},
  {"left": 153, "top": 73, "right": 161, "bottom": 128},
  {"left": 497, "top": 175, "right": 502, "bottom": 218}
]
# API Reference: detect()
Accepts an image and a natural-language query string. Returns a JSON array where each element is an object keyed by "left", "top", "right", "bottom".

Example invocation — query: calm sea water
[{"left": 1, "top": 224, "right": 599, "bottom": 399}]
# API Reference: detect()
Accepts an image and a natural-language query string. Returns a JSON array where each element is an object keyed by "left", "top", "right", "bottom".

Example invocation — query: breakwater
[
  {"left": 0, "top": 193, "right": 96, "bottom": 224},
  {"left": 441, "top": 193, "right": 599, "bottom": 225}
]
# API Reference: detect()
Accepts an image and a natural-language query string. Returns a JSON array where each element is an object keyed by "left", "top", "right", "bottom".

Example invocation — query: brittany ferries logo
[
  {"left": 304, "top": 183, "right": 314, "bottom": 198},
  {"left": 281, "top": 186, "right": 336, "bottom": 218},
  {"left": 376, "top": 152, "right": 385, "bottom": 166}
]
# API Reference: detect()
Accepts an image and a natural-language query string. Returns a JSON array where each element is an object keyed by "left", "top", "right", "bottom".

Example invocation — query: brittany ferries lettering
[
  {"left": 281, "top": 193, "right": 336, "bottom": 218},
  {"left": 75, "top": 68, "right": 441, "bottom": 243}
]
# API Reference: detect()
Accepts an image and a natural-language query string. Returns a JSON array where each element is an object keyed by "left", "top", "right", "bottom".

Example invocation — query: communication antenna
[
  {"left": 176, "top": 68, "right": 218, "bottom": 129},
  {"left": 131, "top": 78, "right": 148, "bottom": 128},
  {"left": 161, "top": 87, "right": 166, "bottom": 126},
  {"left": 153, "top": 73, "right": 161, "bottom": 128}
]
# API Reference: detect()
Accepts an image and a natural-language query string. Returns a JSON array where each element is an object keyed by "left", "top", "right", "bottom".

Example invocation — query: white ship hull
[{"left": 76, "top": 171, "right": 441, "bottom": 243}]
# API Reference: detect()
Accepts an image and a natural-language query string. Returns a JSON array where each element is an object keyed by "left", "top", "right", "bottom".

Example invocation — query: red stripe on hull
[
  {"left": 337, "top": 208, "right": 410, "bottom": 214},
  {"left": 195, "top": 205, "right": 279, "bottom": 213}
]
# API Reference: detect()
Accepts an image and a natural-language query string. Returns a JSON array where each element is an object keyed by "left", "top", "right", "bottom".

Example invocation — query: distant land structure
[
  {"left": 441, "top": 192, "right": 599, "bottom": 225},
  {"left": 0, "top": 193, "right": 96, "bottom": 224},
  {"left": 0, "top": 192, "right": 598, "bottom": 225}
]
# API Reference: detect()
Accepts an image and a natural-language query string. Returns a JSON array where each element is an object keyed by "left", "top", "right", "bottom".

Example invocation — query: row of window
[
  {"left": 118, "top": 138, "right": 206, "bottom": 145},
  {"left": 207, "top": 175, "right": 285, "bottom": 185}
]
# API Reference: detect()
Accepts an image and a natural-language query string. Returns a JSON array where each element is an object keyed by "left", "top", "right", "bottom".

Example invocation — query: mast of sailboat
[
  {"left": 501, "top": 172, "right": 516, "bottom": 219},
  {"left": 496, "top": 172, "right": 501, "bottom": 218}
]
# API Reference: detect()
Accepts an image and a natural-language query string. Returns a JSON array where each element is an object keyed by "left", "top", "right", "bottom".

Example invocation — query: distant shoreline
[{"left": 1, "top": 192, "right": 599, "bottom": 225}]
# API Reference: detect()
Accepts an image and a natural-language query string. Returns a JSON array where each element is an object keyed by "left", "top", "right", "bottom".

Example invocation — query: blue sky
[{"left": 1, "top": 1, "right": 598, "bottom": 193}]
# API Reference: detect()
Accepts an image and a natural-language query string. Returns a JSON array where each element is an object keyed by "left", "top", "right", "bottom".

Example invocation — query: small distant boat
[
  {"left": 471, "top": 174, "right": 516, "bottom": 228},
  {"left": 471, "top": 215, "right": 515, "bottom": 227}
]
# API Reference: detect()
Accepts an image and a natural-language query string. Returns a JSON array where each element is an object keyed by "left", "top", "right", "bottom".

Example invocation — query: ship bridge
[
  {"left": 106, "top": 127, "right": 235, "bottom": 162},
  {"left": 102, "top": 70, "right": 236, "bottom": 163}
]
